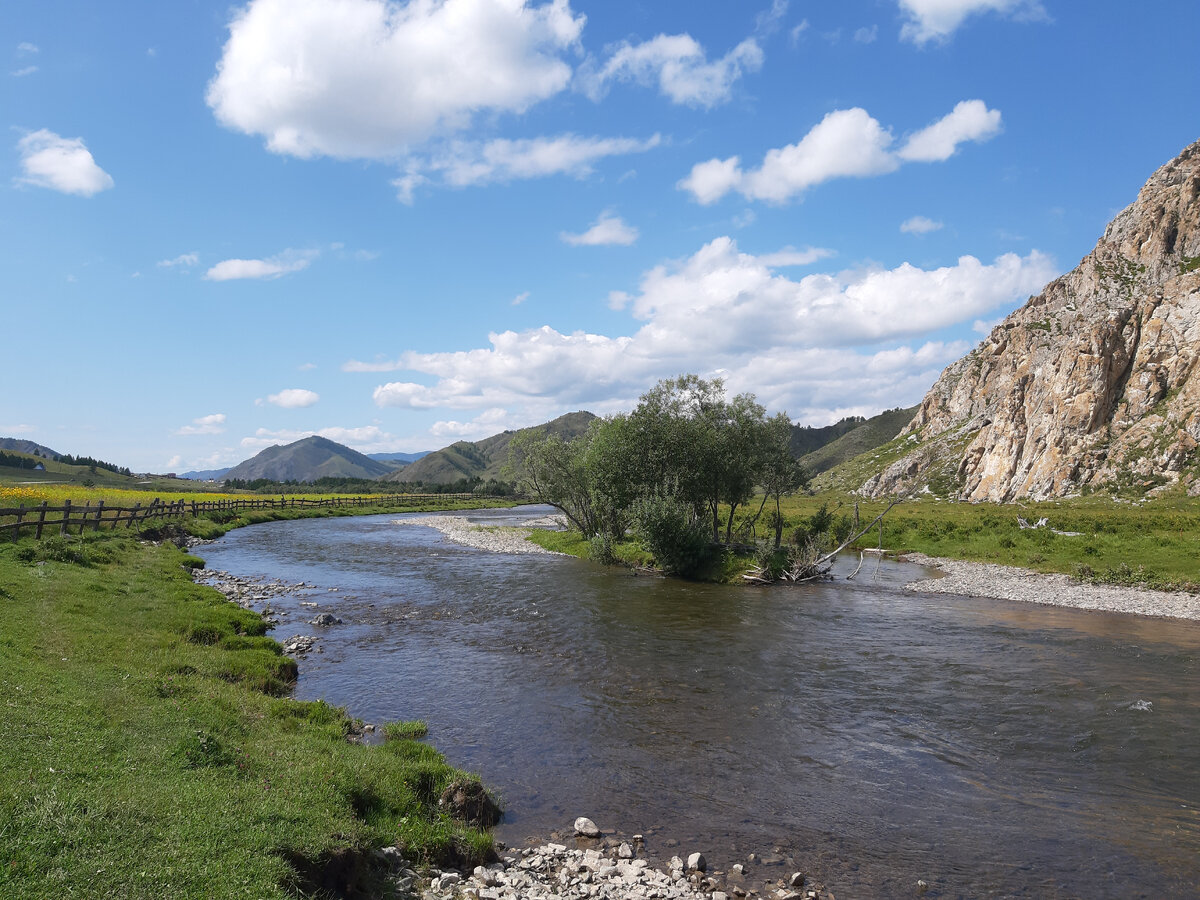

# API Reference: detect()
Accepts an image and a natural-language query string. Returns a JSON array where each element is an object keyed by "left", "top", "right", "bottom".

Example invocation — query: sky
[{"left": 2, "top": 0, "right": 1198, "bottom": 474}]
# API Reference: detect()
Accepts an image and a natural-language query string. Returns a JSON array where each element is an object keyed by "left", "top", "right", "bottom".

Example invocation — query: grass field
[{"left": 0, "top": 506, "right": 507, "bottom": 899}]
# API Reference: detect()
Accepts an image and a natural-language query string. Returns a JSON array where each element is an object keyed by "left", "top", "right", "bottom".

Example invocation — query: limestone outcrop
[{"left": 863, "top": 138, "right": 1200, "bottom": 501}]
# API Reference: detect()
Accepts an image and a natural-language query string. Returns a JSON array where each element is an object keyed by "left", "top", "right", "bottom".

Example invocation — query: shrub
[{"left": 631, "top": 494, "right": 712, "bottom": 577}]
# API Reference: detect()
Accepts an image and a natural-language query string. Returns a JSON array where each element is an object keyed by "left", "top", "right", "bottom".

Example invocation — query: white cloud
[
  {"left": 512, "top": 291, "right": 531, "bottom": 306},
  {"left": 561, "top": 211, "right": 638, "bottom": 246},
  {"left": 2, "top": 423, "right": 36, "bottom": 434},
  {"left": 158, "top": 252, "right": 199, "bottom": 268},
  {"left": 298, "top": 362, "right": 318, "bottom": 370},
  {"left": 430, "top": 407, "right": 516, "bottom": 440},
  {"left": 581, "top": 34, "right": 762, "bottom": 108},
  {"left": 365, "top": 237, "right": 1058, "bottom": 421},
  {"left": 897, "top": 99, "right": 1002, "bottom": 162},
  {"left": 267, "top": 389, "right": 320, "bottom": 408},
  {"left": 204, "top": 248, "right": 318, "bottom": 281},
  {"left": 166, "top": 455, "right": 183, "bottom": 469},
  {"left": 756, "top": 246, "right": 836, "bottom": 267},
  {"left": 900, "top": 215, "right": 944, "bottom": 234},
  {"left": 854, "top": 25, "right": 878, "bottom": 43},
  {"left": 789, "top": 20, "right": 810, "bottom": 44},
  {"left": 401, "top": 133, "right": 660, "bottom": 199},
  {"left": 175, "top": 413, "right": 227, "bottom": 436},
  {"left": 755, "top": 1, "right": 789, "bottom": 36},
  {"left": 680, "top": 101, "right": 1000, "bottom": 205},
  {"left": 207, "top": 0, "right": 585, "bottom": 159},
  {"left": 898, "top": 0, "right": 1047, "bottom": 44},
  {"left": 17, "top": 43, "right": 39, "bottom": 54},
  {"left": 15, "top": 129, "right": 114, "bottom": 197},
  {"left": 12, "top": 66, "right": 38, "bottom": 77}
]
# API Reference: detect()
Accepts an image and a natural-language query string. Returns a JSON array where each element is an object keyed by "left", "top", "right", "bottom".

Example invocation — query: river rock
[
  {"left": 617, "top": 841, "right": 634, "bottom": 859},
  {"left": 309, "top": 612, "right": 341, "bottom": 626},
  {"left": 687, "top": 852, "right": 707, "bottom": 872},
  {"left": 574, "top": 817, "right": 601, "bottom": 837}
]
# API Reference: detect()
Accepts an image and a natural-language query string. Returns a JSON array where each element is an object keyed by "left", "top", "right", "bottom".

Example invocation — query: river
[{"left": 197, "top": 506, "right": 1200, "bottom": 898}]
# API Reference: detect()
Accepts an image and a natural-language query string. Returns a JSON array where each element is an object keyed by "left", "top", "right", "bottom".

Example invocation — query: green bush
[{"left": 631, "top": 495, "right": 712, "bottom": 577}]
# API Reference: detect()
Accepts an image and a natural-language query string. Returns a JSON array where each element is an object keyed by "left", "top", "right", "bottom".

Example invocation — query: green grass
[
  {"left": 775, "top": 492, "right": 1200, "bottom": 591},
  {"left": 0, "top": 530, "right": 496, "bottom": 899}
]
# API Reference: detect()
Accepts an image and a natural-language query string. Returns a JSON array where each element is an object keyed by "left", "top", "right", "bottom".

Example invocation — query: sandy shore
[
  {"left": 393, "top": 512, "right": 568, "bottom": 555},
  {"left": 904, "top": 553, "right": 1200, "bottom": 621}
]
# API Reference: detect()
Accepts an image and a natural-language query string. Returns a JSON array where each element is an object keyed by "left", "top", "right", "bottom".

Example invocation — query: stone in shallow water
[{"left": 574, "top": 816, "right": 601, "bottom": 837}]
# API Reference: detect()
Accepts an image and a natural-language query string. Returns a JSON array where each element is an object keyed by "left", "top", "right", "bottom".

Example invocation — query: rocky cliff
[{"left": 863, "top": 139, "right": 1200, "bottom": 501}]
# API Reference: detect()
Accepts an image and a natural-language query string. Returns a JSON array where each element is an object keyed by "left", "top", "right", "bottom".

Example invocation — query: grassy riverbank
[
  {"left": 0, "top": 504, "right": 507, "bottom": 899},
  {"left": 527, "top": 492, "right": 1200, "bottom": 591}
]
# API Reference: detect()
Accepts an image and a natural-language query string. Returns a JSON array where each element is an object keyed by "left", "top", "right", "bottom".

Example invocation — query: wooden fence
[{"left": 0, "top": 494, "right": 478, "bottom": 542}]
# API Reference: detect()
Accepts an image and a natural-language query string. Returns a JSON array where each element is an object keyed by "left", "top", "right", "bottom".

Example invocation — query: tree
[{"left": 748, "top": 412, "right": 810, "bottom": 547}]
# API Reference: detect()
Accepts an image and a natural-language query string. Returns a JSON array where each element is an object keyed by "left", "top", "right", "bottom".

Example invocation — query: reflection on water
[{"left": 199, "top": 508, "right": 1200, "bottom": 898}]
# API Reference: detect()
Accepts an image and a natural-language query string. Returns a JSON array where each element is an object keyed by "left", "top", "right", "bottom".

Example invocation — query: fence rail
[{"left": 0, "top": 494, "right": 479, "bottom": 541}]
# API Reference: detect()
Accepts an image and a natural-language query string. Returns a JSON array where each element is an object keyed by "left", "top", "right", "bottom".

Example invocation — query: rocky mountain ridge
[{"left": 863, "top": 138, "right": 1200, "bottom": 501}]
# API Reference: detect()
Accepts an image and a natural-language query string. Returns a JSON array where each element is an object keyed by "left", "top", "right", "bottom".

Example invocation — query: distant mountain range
[
  {"left": 173, "top": 405, "right": 917, "bottom": 487},
  {"left": 381, "top": 411, "right": 598, "bottom": 485}
]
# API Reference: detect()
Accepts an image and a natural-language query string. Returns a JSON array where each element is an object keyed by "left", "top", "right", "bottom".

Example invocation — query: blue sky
[{"left": 3, "top": 0, "right": 1198, "bottom": 473}]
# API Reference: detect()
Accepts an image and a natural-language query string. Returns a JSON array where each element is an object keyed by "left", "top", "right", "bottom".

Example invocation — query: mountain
[
  {"left": 798, "top": 406, "right": 918, "bottom": 476},
  {"left": 0, "top": 438, "right": 62, "bottom": 458},
  {"left": 382, "top": 411, "right": 597, "bottom": 485},
  {"left": 790, "top": 416, "right": 870, "bottom": 457},
  {"left": 367, "top": 451, "right": 431, "bottom": 463},
  {"left": 222, "top": 436, "right": 393, "bottom": 482},
  {"left": 179, "top": 467, "right": 232, "bottom": 481},
  {"left": 862, "top": 139, "right": 1200, "bottom": 501}
]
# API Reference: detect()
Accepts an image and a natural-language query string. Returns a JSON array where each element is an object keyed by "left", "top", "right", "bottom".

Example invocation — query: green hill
[
  {"left": 222, "top": 436, "right": 393, "bottom": 483},
  {"left": 799, "top": 406, "right": 918, "bottom": 477},
  {"left": 0, "top": 437, "right": 62, "bottom": 458},
  {"left": 383, "top": 411, "right": 597, "bottom": 485},
  {"left": 790, "top": 416, "right": 868, "bottom": 457}
]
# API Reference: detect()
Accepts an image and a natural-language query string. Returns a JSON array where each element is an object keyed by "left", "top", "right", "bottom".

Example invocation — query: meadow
[{"left": 0, "top": 519, "right": 500, "bottom": 899}]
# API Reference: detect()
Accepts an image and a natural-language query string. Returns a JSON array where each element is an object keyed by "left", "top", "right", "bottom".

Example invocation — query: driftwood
[{"left": 743, "top": 496, "right": 906, "bottom": 585}]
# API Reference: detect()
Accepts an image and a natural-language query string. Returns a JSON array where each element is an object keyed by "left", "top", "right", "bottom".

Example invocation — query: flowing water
[{"left": 198, "top": 507, "right": 1200, "bottom": 898}]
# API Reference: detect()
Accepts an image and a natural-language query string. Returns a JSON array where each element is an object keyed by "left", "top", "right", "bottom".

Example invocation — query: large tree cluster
[{"left": 509, "top": 375, "right": 807, "bottom": 574}]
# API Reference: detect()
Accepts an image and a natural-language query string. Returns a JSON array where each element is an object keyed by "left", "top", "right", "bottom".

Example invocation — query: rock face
[{"left": 864, "top": 139, "right": 1200, "bottom": 501}]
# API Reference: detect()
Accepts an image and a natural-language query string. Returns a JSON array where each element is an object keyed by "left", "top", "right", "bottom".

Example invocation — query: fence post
[
  {"left": 94, "top": 500, "right": 105, "bottom": 532},
  {"left": 34, "top": 501, "right": 47, "bottom": 539},
  {"left": 11, "top": 504, "right": 24, "bottom": 542},
  {"left": 61, "top": 499, "right": 72, "bottom": 535}
]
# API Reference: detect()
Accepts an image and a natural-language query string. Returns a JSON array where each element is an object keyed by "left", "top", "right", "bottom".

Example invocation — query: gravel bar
[
  {"left": 394, "top": 513, "right": 567, "bottom": 555},
  {"left": 904, "top": 553, "right": 1200, "bottom": 621}
]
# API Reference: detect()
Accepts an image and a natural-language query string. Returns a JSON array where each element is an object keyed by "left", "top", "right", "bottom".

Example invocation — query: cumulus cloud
[
  {"left": 363, "top": 237, "right": 1058, "bottom": 421},
  {"left": 679, "top": 101, "right": 1000, "bottom": 205},
  {"left": 580, "top": 34, "right": 763, "bottom": 108},
  {"left": 897, "top": 100, "right": 1002, "bottom": 161},
  {"left": 158, "top": 252, "right": 199, "bottom": 268},
  {"left": 175, "top": 413, "right": 227, "bottom": 436},
  {"left": 898, "top": 0, "right": 1047, "bottom": 44},
  {"left": 900, "top": 215, "right": 944, "bottom": 234},
  {"left": 756, "top": 246, "right": 836, "bottom": 267},
  {"left": 207, "top": 0, "right": 584, "bottom": 159},
  {"left": 204, "top": 248, "right": 318, "bottom": 281},
  {"left": 16, "top": 129, "right": 114, "bottom": 196},
  {"left": 561, "top": 211, "right": 638, "bottom": 246},
  {"left": 854, "top": 25, "right": 878, "bottom": 43},
  {"left": 267, "top": 389, "right": 320, "bottom": 408},
  {"left": 12, "top": 66, "right": 38, "bottom": 77}
]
